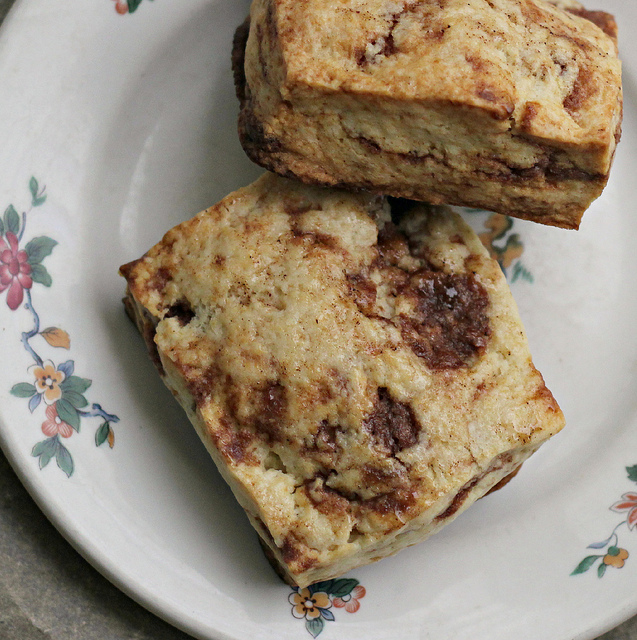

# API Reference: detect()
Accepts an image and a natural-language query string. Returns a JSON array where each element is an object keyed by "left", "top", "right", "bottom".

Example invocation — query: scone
[
  {"left": 233, "top": 0, "right": 622, "bottom": 229},
  {"left": 120, "top": 173, "right": 565, "bottom": 587}
]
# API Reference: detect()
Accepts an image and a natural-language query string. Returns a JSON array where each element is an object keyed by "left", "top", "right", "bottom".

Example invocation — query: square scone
[
  {"left": 233, "top": 0, "right": 622, "bottom": 229},
  {"left": 120, "top": 173, "right": 564, "bottom": 587}
]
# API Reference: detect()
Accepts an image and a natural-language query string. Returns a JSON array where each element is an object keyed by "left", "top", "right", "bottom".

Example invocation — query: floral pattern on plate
[
  {"left": 111, "top": 0, "right": 154, "bottom": 15},
  {"left": 572, "top": 464, "right": 637, "bottom": 578},
  {"left": 458, "top": 208, "right": 533, "bottom": 283},
  {"left": 289, "top": 578, "right": 365, "bottom": 638},
  {"left": 478, "top": 213, "right": 533, "bottom": 283},
  {"left": 7, "top": 178, "right": 120, "bottom": 478}
]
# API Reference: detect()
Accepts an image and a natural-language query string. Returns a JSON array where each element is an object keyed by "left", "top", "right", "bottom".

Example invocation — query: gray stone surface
[
  {"left": 0, "top": 0, "right": 633, "bottom": 638},
  {"left": 0, "top": 450, "right": 192, "bottom": 640}
]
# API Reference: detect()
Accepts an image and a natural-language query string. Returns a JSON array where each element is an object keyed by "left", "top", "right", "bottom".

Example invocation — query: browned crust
[
  {"left": 231, "top": 18, "right": 609, "bottom": 230},
  {"left": 122, "top": 285, "right": 164, "bottom": 374},
  {"left": 434, "top": 451, "right": 516, "bottom": 521},
  {"left": 257, "top": 535, "right": 298, "bottom": 585},
  {"left": 566, "top": 7, "right": 617, "bottom": 40},
  {"left": 485, "top": 464, "right": 522, "bottom": 495},
  {"left": 232, "top": 17, "right": 250, "bottom": 103}
]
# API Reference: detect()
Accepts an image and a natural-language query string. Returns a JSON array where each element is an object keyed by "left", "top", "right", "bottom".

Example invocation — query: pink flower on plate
[
  {"left": 333, "top": 585, "right": 366, "bottom": 613},
  {"left": 0, "top": 231, "right": 32, "bottom": 310},
  {"left": 611, "top": 493, "right": 637, "bottom": 529},
  {"left": 111, "top": 0, "right": 129, "bottom": 14},
  {"left": 41, "top": 404, "right": 73, "bottom": 438}
]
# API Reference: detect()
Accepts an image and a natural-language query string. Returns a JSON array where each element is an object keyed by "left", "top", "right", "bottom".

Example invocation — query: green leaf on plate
[
  {"left": 55, "top": 440, "right": 74, "bottom": 478},
  {"left": 25, "top": 236, "right": 57, "bottom": 264},
  {"left": 571, "top": 555, "right": 600, "bottom": 575},
  {"left": 61, "top": 375, "right": 92, "bottom": 394},
  {"left": 511, "top": 261, "right": 534, "bottom": 284},
  {"left": 627, "top": 464, "right": 637, "bottom": 483},
  {"left": 29, "top": 177, "right": 46, "bottom": 207},
  {"left": 329, "top": 578, "right": 359, "bottom": 598},
  {"left": 38, "top": 450, "right": 53, "bottom": 469},
  {"left": 63, "top": 390, "right": 88, "bottom": 409},
  {"left": 306, "top": 617, "right": 324, "bottom": 639},
  {"left": 32, "top": 437, "right": 58, "bottom": 469},
  {"left": 127, "top": 0, "right": 143, "bottom": 12},
  {"left": 309, "top": 580, "right": 333, "bottom": 595},
  {"left": 56, "top": 399, "right": 80, "bottom": 432},
  {"left": 4, "top": 204, "right": 19, "bottom": 236},
  {"left": 29, "top": 176, "right": 38, "bottom": 199},
  {"left": 29, "top": 263, "right": 52, "bottom": 287},
  {"left": 10, "top": 382, "right": 36, "bottom": 398},
  {"left": 95, "top": 422, "right": 110, "bottom": 447}
]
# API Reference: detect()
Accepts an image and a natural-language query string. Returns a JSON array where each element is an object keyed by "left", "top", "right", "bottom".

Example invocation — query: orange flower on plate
[
  {"left": 603, "top": 547, "right": 629, "bottom": 569},
  {"left": 30, "top": 360, "right": 65, "bottom": 404},
  {"left": 289, "top": 588, "right": 332, "bottom": 620}
]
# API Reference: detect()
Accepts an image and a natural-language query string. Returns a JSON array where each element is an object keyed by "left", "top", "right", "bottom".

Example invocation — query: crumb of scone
[
  {"left": 120, "top": 173, "right": 565, "bottom": 587},
  {"left": 233, "top": 0, "right": 622, "bottom": 229}
]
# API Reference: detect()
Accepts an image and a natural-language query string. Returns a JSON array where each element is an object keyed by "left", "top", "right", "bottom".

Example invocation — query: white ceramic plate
[{"left": 0, "top": 1, "right": 635, "bottom": 638}]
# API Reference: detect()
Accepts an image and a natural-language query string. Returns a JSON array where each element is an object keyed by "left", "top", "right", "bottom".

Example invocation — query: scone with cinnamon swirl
[
  {"left": 233, "top": 0, "right": 621, "bottom": 229},
  {"left": 120, "top": 173, "right": 564, "bottom": 587}
]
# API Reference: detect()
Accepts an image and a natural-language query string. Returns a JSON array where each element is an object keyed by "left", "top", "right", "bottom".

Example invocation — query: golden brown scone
[
  {"left": 233, "top": 0, "right": 622, "bottom": 229},
  {"left": 120, "top": 173, "right": 565, "bottom": 587}
]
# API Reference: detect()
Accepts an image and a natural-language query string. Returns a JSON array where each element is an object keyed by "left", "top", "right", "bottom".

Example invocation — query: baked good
[
  {"left": 233, "top": 0, "right": 622, "bottom": 229},
  {"left": 120, "top": 173, "right": 565, "bottom": 587}
]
